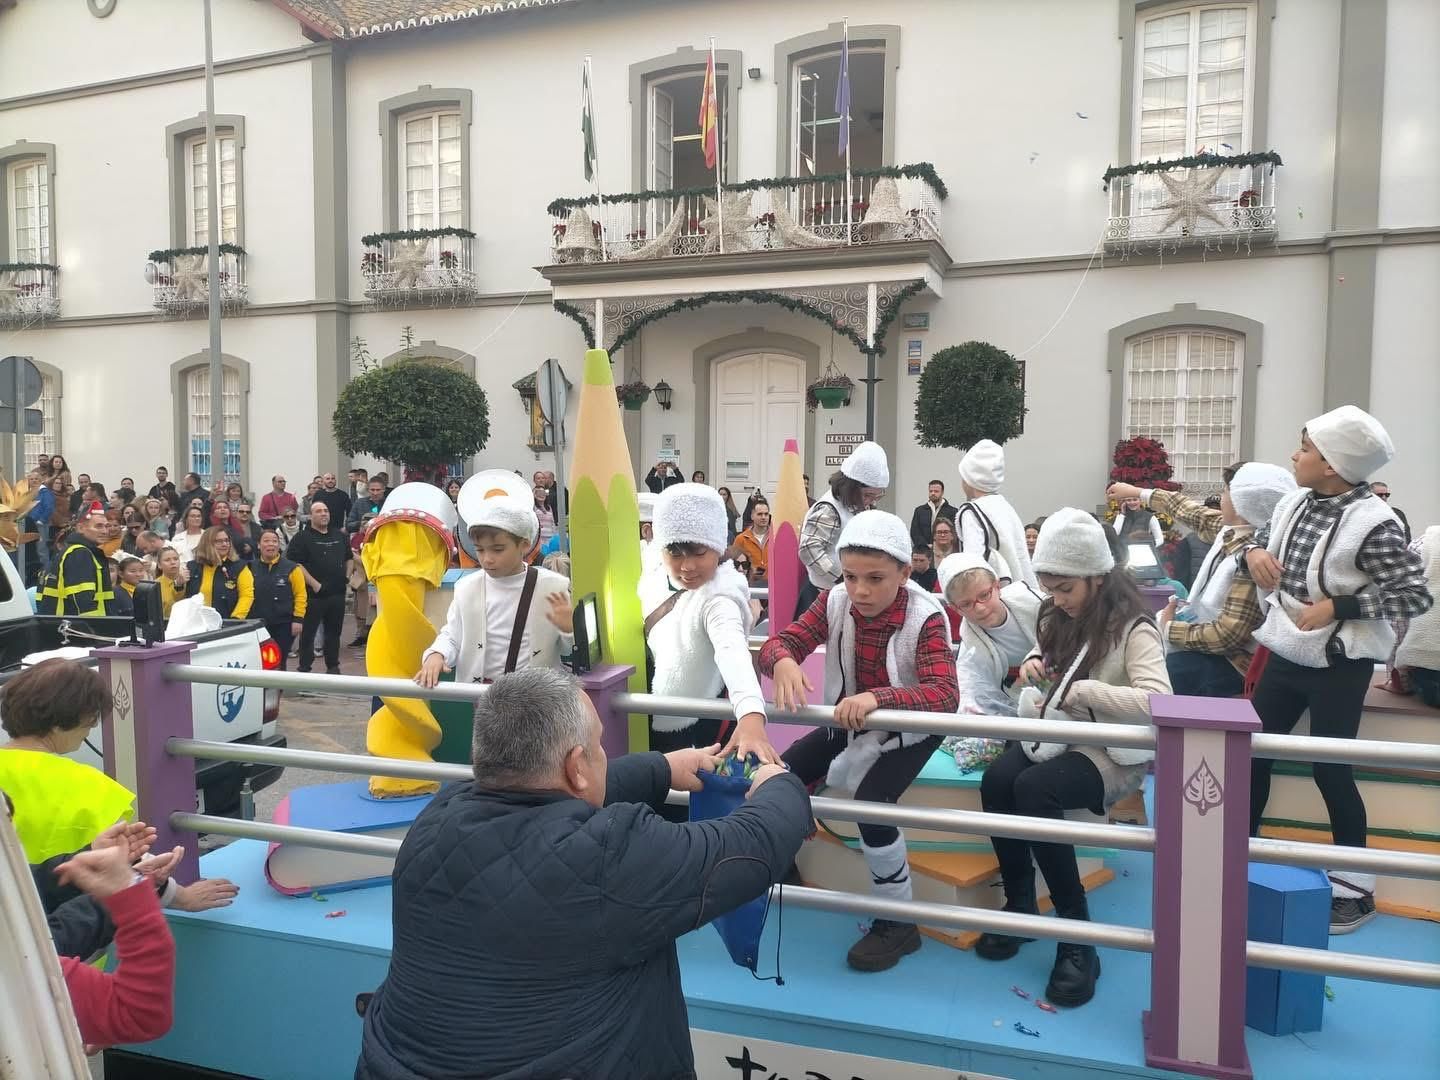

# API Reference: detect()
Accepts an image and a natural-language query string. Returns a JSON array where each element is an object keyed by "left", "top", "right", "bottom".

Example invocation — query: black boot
[
  {"left": 1045, "top": 897, "right": 1101, "bottom": 1007},
  {"left": 975, "top": 877, "right": 1039, "bottom": 961},
  {"left": 846, "top": 919, "right": 921, "bottom": 972}
]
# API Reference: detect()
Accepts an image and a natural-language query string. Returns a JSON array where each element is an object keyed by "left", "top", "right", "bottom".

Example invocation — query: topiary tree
[
  {"left": 332, "top": 357, "right": 490, "bottom": 483},
  {"left": 913, "top": 341, "right": 1027, "bottom": 449}
]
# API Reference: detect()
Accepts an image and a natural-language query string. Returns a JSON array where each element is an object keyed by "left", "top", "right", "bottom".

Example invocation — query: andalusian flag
[
  {"left": 699, "top": 50, "right": 719, "bottom": 170},
  {"left": 582, "top": 61, "right": 598, "bottom": 181}
]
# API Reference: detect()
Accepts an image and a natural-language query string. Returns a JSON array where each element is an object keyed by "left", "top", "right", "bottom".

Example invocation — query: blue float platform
[{"left": 129, "top": 828, "right": 1440, "bottom": 1079}]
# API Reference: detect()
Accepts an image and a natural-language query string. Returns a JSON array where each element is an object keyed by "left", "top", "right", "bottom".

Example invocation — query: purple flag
[{"left": 835, "top": 32, "right": 851, "bottom": 157}]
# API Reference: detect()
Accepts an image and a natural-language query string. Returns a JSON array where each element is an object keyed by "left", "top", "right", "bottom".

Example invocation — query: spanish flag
[{"left": 699, "top": 50, "right": 719, "bottom": 171}]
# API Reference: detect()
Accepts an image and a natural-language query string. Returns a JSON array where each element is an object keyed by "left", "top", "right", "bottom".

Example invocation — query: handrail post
[
  {"left": 579, "top": 664, "right": 638, "bottom": 757},
  {"left": 1144, "top": 694, "right": 1260, "bottom": 1079},
  {"left": 95, "top": 642, "right": 200, "bottom": 885}
]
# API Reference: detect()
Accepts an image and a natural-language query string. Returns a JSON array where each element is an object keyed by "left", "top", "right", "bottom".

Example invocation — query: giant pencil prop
[
  {"left": 361, "top": 483, "right": 458, "bottom": 798},
  {"left": 768, "top": 437, "right": 808, "bottom": 626},
  {"left": 568, "top": 348, "right": 649, "bottom": 751}
]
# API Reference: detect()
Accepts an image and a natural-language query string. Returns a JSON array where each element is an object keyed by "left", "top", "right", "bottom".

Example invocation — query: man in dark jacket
[
  {"left": 356, "top": 668, "right": 810, "bottom": 1080},
  {"left": 909, "top": 479, "right": 957, "bottom": 549},
  {"left": 37, "top": 511, "right": 115, "bottom": 616},
  {"left": 287, "top": 503, "right": 350, "bottom": 674}
]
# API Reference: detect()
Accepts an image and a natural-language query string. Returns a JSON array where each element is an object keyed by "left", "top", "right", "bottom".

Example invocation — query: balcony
[
  {"left": 361, "top": 229, "right": 478, "bottom": 306},
  {"left": 1105, "top": 153, "right": 1280, "bottom": 255},
  {"left": 547, "top": 166, "right": 945, "bottom": 265},
  {"left": 0, "top": 263, "right": 60, "bottom": 326},
  {"left": 146, "top": 245, "right": 249, "bottom": 316}
]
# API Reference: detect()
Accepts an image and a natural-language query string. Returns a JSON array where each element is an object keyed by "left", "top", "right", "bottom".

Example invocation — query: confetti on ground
[
  {"left": 1014, "top": 1021, "right": 1042, "bottom": 1038},
  {"left": 1037, "top": 1001, "right": 1058, "bottom": 1013},
  {"left": 311, "top": 892, "right": 328, "bottom": 902},
  {"left": 993, "top": 1019, "right": 1003, "bottom": 1028},
  {"left": 324, "top": 909, "right": 348, "bottom": 919},
  {"left": 1324, "top": 984, "right": 1336, "bottom": 1001},
  {"left": 1122, "top": 869, "right": 1131, "bottom": 877},
  {"left": 1011, "top": 985, "right": 1031, "bottom": 1000}
]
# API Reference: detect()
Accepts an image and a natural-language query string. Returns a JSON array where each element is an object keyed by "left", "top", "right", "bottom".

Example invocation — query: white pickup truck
[{"left": 0, "top": 550, "right": 286, "bottom": 818}]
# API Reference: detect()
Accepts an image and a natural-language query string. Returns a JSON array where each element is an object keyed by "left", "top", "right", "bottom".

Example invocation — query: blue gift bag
[{"left": 688, "top": 758, "right": 775, "bottom": 974}]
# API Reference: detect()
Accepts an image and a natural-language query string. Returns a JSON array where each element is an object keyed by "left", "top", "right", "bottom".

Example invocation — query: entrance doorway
[{"left": 710, "top": 351, "right": 805, "bottom": 501}]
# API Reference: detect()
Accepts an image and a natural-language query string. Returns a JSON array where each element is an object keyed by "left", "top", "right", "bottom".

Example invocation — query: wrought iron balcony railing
[
  {"left": 0, "top": 263, "right": 60, "bottom": 326},
  {"left": 146, "top": 246, "right": 248, "bottom": 315},
  {"left": 1105, "top": 156, "right": 1279, "bottom": 252},
  {"left": 361, "top": 229, "right": 478, "bottom": 305}
]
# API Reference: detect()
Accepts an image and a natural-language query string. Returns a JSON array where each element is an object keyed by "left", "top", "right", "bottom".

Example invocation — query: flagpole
[
  {"left": 709, "top": 38, "right": 724, "bottom": 255},
  {"left": 842, "top": 18, "right": 852, "bottom": 246},
  {"left": 584, "top": 56, "right": 607, "bottom": 262}
]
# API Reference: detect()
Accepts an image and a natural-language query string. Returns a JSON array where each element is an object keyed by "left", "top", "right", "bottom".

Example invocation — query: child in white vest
[
  {"left": 796, "top": 441, "right": 889, "bottom": 614},
  {"left": 978, "top": 509, "right": 1171, "bottom": 1008},
  {"left": 416, "top": 488, "right": 573, "bottom": 689},
  {"left": 641, "top": 484, "right": 773, "bottom": 770},
  {"left": 953, "top": 440, "right": 1039, "bottom": 589},
  {"left": 1240, "top": 406, "right": 1432, "bottom": 933},
  {"left": 937, "top": 553, "right": 1043, "bottom": 717},
  {"left": 762, "top": 510, "right": 959, "bottom": 973}
]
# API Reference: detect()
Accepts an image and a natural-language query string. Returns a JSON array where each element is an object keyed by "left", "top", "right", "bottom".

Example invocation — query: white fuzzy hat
[
  {"left": 841, "top": 441, "right": 890, "bottom": 489},
  {"left": 636, "top": 492, "right": 656, "bottom": 525},
  {"left": 837, "top": 510, "right": 912, "bottom": 566},
  {"left": 1305, "top": 405, "right": 1395, "bottom": 484},
  {"left": 1032, "top": 507, "right": 1114, "bottom": 578},
  {"left": 653, "top": 483, "right": 728, "bottom": 555},
  {"left": 959, "top": 439, "right": 1005, "bottom": 494},
  {"left": 1228, "top": 462, "right": 1297, "bottom": 528},
  {"left": 466, "top": 495, "right": 539, "bottom": 547},
  {"left": 936, "top": 551, "right": 997, "bottom": 595}
]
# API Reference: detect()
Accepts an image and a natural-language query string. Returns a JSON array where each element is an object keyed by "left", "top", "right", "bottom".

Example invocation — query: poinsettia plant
[{"left": 1108, "top": 436, "right": 1181, "bottom": 489}]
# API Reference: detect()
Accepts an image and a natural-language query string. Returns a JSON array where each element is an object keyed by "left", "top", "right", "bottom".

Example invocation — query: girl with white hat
[
  {"left": 976, "top": 509, "right": 1171, "bottom": 1008},
  {"left": 795, "top": 441, "right": 889, "bottom": 615},
  {"left": 642, "top": 484, "right": 775, "bottom": 787},
  {"left": 953, "top": 439, "right": 1039, "bottom": 589},
  {"left": 1240, "top": 406, "right": 1431, "bottom": 934}
]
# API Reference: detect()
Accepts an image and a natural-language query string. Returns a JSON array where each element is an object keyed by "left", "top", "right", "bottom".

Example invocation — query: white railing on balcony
[
  {"left": 0, "top": 264, "right": 60, "bottom": 326},
  {"left": 1106, "top": 163, "right": 1278, "bottom": 250},
  {"left": 147, "top": 249, "right": 248, "bottom": 315},
  {"left": 361, "top": 232, "right": 478, "bottom": 305},
  {"left": 549, "top": 170, "right": 944, "bottom": 265}
]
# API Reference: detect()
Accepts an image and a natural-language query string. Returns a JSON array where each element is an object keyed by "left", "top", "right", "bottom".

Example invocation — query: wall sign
[
  {"left": 902, "top": 311, "right": 930, "bottom": 330},
  {"left": 824, "top": 434, "right": 865, "bottom": 446},
  {"left": 691, "top": 1030, "right": 1000, "bottom": 1080}
]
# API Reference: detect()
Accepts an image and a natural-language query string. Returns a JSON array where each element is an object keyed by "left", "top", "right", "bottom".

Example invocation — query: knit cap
[
  {"left": 936, "top": 551, "right": 997, "bottom": 596},
  {"left": 1305, "top": 405, "right": 1394, "bottom": 484},
  {"left": 1032, "top": 508, "right": 1114, "bottom": 578},
  {"left": 837, "top": 510, "right": 912, "bottom": 566},
  {"left": 653, "top": 483, "right": 728, "bottom": 555},
  {"left": 958, "top": 439, "right": 1005, "bottom": 494},
  {"left": 840, "top": 441, "right": 890, "bottom": 489},
  {"left": 1228, "top": 462, "right": 1297, "bottom": 528},
  {"left": 466, "top": 495, "right": 538, "bottom": 547}
]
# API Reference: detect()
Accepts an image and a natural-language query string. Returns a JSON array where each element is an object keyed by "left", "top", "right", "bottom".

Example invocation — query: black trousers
[
  {"left": 297, "top": 593, "right": 345, "bottom": 672},
  {"left": 266, "top": 620, "right": 296, "bottom": 671},
  {"left": 1248, "top": 653, "right": 1372, "bottom": 845},
  {"left": 782, "top": 727, "right": 942, "bottom": 848},
  {"left": 979, "top": 742, "right": 1105, "bottom": 915}
]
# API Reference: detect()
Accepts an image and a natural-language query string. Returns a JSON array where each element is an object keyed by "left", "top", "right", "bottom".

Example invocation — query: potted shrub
[
  {"left": 615, "top": 380, "right": 652, "bottom": 411},
  {"left": 806, "top": 371, "right": 855, "bottom": 411},
  {"left": 913, "top": 341, "right": 1027, "bottom": 449}
]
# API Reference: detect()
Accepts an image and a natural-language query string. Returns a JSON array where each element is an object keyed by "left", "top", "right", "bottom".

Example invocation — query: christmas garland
[
  {"left": 1102, "top": 151, "right": 1283, "bottom": 190},
  {"left": 546, "top": 162, "right": 949, "bottom": 217},
  {"left": 0, "top": 262, "right": 58, "bottom": 273},
  {"left": 359, "top": 226, "right": 477, "bottom": 247},
  {"left": 552, "top": 300, "right": 596, "bottom": 347},
  {"left": 147, "top": 243, "right": 246, "bottom": 263}
]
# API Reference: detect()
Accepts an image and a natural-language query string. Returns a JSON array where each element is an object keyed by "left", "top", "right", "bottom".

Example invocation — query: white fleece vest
[
  {"left": 823, "top": 581, "right": 954, "bottom": 746},
  {"left": 451, "top": 567, "right": 572, "bottom": 685},
  {"left": 1397, "top": 526, "right": 1440, "bottom": 671},
  {"left": 641, "top": 563, "right": 757, "bottom": 732},
  {"left": 956, "top": 494, "right": 1038, "bottom": 589},
  {"left": 801, "top": 492, "right": 854, "bottom": 588},
  {"left": 956, "top": 581, "right": 1043, "bottom": 710},
  {"left": 1185, "top": 528, "right": 1244, "bottom": 626},
  {"left": 1253, "top": 488, "right": 1399, "bottom": 666}
]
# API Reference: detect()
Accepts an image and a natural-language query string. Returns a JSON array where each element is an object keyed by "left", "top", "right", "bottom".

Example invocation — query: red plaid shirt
[{"left": 759, "top": 587, "right": 959, "bottom": 712}]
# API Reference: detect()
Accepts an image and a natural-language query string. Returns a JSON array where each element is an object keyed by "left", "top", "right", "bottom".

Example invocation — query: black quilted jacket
[{"left": 355, "top": 753, "right": 809, "bottom": 1080}]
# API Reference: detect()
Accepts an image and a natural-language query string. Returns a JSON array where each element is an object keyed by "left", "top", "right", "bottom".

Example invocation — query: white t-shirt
[
  {"left": 481, "top": 570, "right": 532, "bottom": 680},
  {"left": 986, "top": 609, "right": 1034, "bottom": 667}
]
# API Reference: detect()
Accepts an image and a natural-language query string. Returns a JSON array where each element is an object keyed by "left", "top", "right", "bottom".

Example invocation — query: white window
[
  {"left": 184, "top": 134, "right": 238, "bottom": 246},
  {"left": 402, "top": 112, "right": 462, "bottom": 230},
  {"left": 8, "top": 159, "right": 50, "bottom": 263},
  {"left": 1124, "top": 329, "right": 1243, "bottom": 487},
  {"left": 186, "top": 367, "right": 242, "bottom": 484},
  {"left": 22, "top": 374, "right": 58, "bottom": 462},
  {"left": 791, "top": 46, "right": 885, "bottom": 175},
  {"left": 647, "top": 69, "right": 728, "bottom": 191},
  {"left": 1135, "top": 5, "right": 1255, "bottom": 160}
]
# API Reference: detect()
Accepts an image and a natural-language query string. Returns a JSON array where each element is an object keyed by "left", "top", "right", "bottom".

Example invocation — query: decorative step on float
[{"left": 798, "top": 748, "right": 1117, "bottom": 949}]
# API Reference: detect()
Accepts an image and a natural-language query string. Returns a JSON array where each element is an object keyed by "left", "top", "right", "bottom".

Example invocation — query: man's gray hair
[{"left": 471, "top": 668, "right": 592, "bottom": 786}]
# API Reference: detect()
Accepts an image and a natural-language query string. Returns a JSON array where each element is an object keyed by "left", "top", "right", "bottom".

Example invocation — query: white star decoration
[
  {"left": 389, "top": 239, "right": 433, "bottom": 289},
  {"left": 171, "top": 253, "right": 208, "bottom": 301},
  {"left": 1152, "top": 167, "right": 1230, "bottom": 236},
  {"left": 699, "top": 192, "right": 755, "bottom": 253}
]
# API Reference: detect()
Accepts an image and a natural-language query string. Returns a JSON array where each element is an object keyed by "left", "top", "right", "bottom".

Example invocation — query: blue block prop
[
  {"left": 1245, "top": 862, "right": 1329, "bottom": 1035},
  {"left": 688, "top": 758, "right": 773, "bottom": 974}
]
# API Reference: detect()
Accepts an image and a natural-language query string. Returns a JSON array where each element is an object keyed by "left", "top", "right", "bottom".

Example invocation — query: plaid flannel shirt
[
  {"left": 759, "top": 587, "right": 960, "bottom": 713},
  {"left": 1150, "top": 489, "right": 1264, "bottom": 672},
  {"left": 798, "top": 500, "right": 843, "bottom": 584}
]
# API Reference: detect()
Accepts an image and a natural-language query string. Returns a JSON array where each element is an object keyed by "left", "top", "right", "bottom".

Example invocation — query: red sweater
[{"left": 59, "top": 881, "right": 175, "bottom": 1046}]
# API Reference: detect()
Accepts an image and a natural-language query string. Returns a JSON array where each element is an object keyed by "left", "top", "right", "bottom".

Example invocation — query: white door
[{"left": 711, "top": 352, "right": 805, "bottom": 500}]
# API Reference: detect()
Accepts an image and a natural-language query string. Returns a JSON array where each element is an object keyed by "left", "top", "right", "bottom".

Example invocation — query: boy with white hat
[
  {"left": 796, "top": 441, "right": 890, "bottom": 612},
  {"left": 1241, "top": 405, "right": 1432, "bottom": 933},
  {"left": 1107, "top": 460, "right": 1296, "bottom": 698},
  {"left": 762, "top": 510, "right": 960, "bottom": 972},
  {"left": 937, "top": 552, "right": 1044, "bottom": 716},
  {"left": 954, "top": 439, "right": 1039, "bottom": 589},
  {"left": 416, "top": 481, "right": 573, "bottom": 689}
]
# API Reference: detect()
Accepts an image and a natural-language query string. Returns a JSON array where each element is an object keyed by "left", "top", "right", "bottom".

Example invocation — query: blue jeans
[{"left": 1166, "top": 649, "right": 1244, "bottom": 698}]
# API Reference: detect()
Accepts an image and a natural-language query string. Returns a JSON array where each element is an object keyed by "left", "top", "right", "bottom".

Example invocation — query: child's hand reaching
[
  {"left": 90, "top": 821, "right": 156, "bottom": 863},
  {"left": 1018, "top": 657, "right": 1050, "bottom": 688},
  {"left": 55, "top": 846, "right": 139, "bottom": 900},
  {"left": 545, "top": 591, "right": 574, "bottom": 633},
  {"left": 414, "top": 652, "right": 446, "bottom": 688},
  {"left": 770, "top": 658, "right": 812, "bottom": 712}
]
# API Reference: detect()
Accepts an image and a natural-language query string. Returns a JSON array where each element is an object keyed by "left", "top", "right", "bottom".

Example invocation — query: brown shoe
[
  {"left": 846, "top": 919, "right": 921, "bottom": 972},
  {"left": 1108, "top": 790, "right": 1148, "bottom": 826}
]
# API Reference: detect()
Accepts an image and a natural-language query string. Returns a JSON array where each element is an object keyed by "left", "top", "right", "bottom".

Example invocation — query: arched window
[
  {"left": 170, "top": 353, "right": 249, "bottom": 488},
  {"left": 0, "top": 142, "right": 58, "bottom": 266}
]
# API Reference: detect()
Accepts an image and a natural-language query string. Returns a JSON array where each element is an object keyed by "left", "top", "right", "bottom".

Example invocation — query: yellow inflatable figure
[{"left": 362, "top": 482, "right": 458, "bottom": 798}]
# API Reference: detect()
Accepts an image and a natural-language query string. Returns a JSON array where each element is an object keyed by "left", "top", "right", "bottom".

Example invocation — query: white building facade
[{"left": 1, "top": 0, "right": 1435, "bottom": 527}]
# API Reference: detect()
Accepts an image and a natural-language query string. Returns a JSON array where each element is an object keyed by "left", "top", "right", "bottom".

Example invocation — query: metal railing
[
  {"left": 0, "top": 263, "right": 60, "bottom": 326},
  {"left": 1106, "top": 162, "right": 1278, "bottom": 250},
  {"left": 148, "top": 250, "right": 247, "bottom": 314},
  {"left": 361, "top": 233, "right": 478, "bottom": 304}
]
